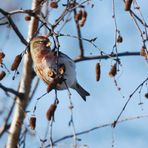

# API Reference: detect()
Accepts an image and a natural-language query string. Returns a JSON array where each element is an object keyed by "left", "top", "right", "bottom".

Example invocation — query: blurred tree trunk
[{"left": 6, "top": 0, "right": 42, "bottom": 147}]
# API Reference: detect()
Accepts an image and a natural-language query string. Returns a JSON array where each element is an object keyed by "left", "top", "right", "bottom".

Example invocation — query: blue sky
[{"left": 0, "top": 0, "right": 148, "bottom": 148}]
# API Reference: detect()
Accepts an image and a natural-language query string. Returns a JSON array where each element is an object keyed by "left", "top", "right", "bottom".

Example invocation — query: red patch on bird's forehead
[{"left": 41, "top": 35, "right": 49, "bottom": 39}]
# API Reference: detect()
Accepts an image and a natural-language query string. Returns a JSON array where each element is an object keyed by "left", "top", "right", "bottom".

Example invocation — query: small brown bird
[{"left": 30, "top": 36, "right": 90, "bottom": 101}]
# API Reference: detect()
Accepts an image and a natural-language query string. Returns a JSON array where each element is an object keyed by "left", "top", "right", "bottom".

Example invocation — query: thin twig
[
  {"left": 28, "top": 78, "right": 40, "bottom": 101},
  {"left": 122, "top": 0, "right": 147, "bottom": 25},
  {"left": 0, "top": 8, "right": 28, "bottom": 45},
  {"left": 74, "top": 51, "right": 140, "bottom": 62},
  {"left": 44, "top": 114, "right": 148, "bottom": 147},
  {"left": 49, "top": 120, "right": 54, "bottom": 148},
  {"left": 57, "top": 12, "right": 72, "bottom": 33},
  {"left": 113, "top": 77, "right": 148, "bottom": 127},
  {"left": 129, "top": 11, "right": 145, "bottom": 44},
  {"left": 134, "top": 1, "right": 148, "bottom": 39},
  {"left": 74, "top": 8, "right": 84, "bottom": 57},
  {"left": 112, "top": 0, "right": 120, "bottom": 58},
  {"left": 130, "top": 10, "right": 148, "bottom": 28},
  {"left": 53, "top": 7, "right": 68, "bottom": 28},
  {"left": 0, "top": 101, "right": 15, "bottom": 137},
  {"left": 0, "top": 8, "right": 52, "bottom": 38},
  {"left": 0, "top": 21, "right": 8, "bottom": 25},
  {"left": 59, "top": 33, "right": 125, "bottom": 60},
  {"left": 68, "top": 94, "right": 77, "bottom": 148},
  {"left": 0, "top": 83, "right": 23, "bottom": 98}
]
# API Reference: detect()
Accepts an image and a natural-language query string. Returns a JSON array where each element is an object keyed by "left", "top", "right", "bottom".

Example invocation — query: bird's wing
[{"left": 58, "top": 51, "right": 76, "bottom": 69}]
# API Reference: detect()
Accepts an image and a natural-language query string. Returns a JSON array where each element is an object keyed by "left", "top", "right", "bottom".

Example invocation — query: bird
[{"left": 30, "top": 36, "right": 90, "bottom": 101}]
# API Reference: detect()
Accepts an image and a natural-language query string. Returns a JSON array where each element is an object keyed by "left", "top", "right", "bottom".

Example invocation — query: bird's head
[{"left": 30, "top": 36, "right": 51, "bottom": 54}]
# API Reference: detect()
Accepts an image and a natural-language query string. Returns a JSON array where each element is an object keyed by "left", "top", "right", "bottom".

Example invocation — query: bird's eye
[
  {"left": 38, "top": 41, "right": 44, "bottom": 44},
  {"left": 32, "top": 40, "right": 47, "bottom": 48}
]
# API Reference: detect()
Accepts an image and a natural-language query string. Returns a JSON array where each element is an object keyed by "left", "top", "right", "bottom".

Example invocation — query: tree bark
[{"left": 6, "top": 0, "right": 42, "bottom": 147}]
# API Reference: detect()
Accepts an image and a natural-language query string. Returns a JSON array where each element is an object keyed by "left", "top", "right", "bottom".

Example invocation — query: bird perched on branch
[{"left": 30, "top": 36, "right": 90, "bottom": 101}]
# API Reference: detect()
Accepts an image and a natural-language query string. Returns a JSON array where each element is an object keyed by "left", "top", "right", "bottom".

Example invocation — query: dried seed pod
[
  {"left": 140, "top": 46, "right": 147, "bottom": 57},
  {"left": 25, "top": 16, "right": 31, "bottom": 21},
  {"left": 46, "top": 104, "right": 57, "bottom": 121},
  {"left": 82, "top": 10, "right": 87, "bottom": 18},
  {"left": 0, "top": 52, "right": 5, "bottom": 59},
  {"left": 58, "top": 64, "right": 65, "bottom": 75},
  {"left": 145, "top": 93, "right": 148, "bottom": 99},
  {"left": 0, "top": 71, "right": 6, "bottom": 80},
  {"left": 0, "top": 52, "right": 5, "bottom": 64},
  {"left": 109, "top": 64, "right": 117, "bottom": 77},
  {"left": 47, "top": 70, "right": 55, "bottom": 78},
  {"left": 80, "top": 18, "right": 86, "bottom": 27},
  {"left": 96, "top": 63, "right": 101, "bottom": 81},
  {"left": 11, "top": 54, "right": 22, "bottom": 71},
  {"left": 80, "top": 11, "right": 87, "bottom": 27},
  {"left": 59, "top": 67, "right": 65, "bottom": 75},
  {"left": 124, "top": 0, "right": 133, "bottom": 11},
  {"left": 74, "top": 10, "right": 83, "bottom": 22},
  {"left": 116, "top": 35, "right": 123, "bottom": 43},
  {"left": 29, "top": 116, "right": 36, "bottom": 130},
  {"left": 50, "top": 1, "right": 58, "bottom": 8}
]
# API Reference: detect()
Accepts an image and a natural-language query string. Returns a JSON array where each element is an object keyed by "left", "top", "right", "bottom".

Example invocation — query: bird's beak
[{"left": 46, "top": 41, "right": 51, "bottom": 47}]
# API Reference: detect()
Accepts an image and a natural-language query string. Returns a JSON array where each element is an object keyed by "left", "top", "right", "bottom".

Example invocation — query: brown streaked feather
[{"left": 35, "top": 66, "right": 50, "bottom": 85}]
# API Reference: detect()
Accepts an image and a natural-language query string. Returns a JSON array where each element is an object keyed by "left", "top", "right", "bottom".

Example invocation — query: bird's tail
[{"left": 72, "top": 82, "right": 90, "bottom": 101}]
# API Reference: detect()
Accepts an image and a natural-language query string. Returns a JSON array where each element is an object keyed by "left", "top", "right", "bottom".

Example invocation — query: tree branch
[
  {"left": 6, "top": 0, "right": 43, "bottom": 147},
  {"left": 74, "top": 9, "right": 84, "bottom": 57},
  {"left": 44, "top": 114, "right": 148, "bottom": 147},
  {"left": 74, "top": 51, "right": 140, "bottom": 62},
  {"left": 113, "top": 77, "right": 148, "bottom": 127},
  {"left": 0, "top": 8, "right": 28, "bottom": 45},
  {"left": 0, "top": 83, "right": 23, "bottom": 98}
]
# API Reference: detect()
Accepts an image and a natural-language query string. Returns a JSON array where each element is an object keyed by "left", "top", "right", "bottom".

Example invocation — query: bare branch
[
  {"left": 6, "top": 0, "right": 43, "bottom": 147},
  {"left": 113, "top": 77, "right": 148, "bottom": 127},
  {"left": 74, "top": 51, "right": 140, "bottom": 62},
  {"left": 53, "top": 7, "right": 68, "bottom": 28},
  {"left": 0, "top": 83, "right": 23, "bottom": 98},
  {"left": 74, "top": 9, "right": 84, "bottom": 57},
  {"left": 0, "top": 21, "right": 8, "bottom": 25},
  {"left": 130, "top": 10, "right": 148, "bottom": 28},
  {"left": 0, "top": 8, "right": 28, "bottom": 45},
  {"left": 44, "top": 114, "right": 148, "bottom": 147}
]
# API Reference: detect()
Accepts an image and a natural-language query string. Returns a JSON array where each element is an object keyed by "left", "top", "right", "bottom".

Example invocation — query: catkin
[
  {"left": 96, "top": 63, "right": 101, "bottom": 81},
  {"left": 11, "top": 54, "right": 22, "bottom": 71},
  {"left": 0, "top": 71, "right": 6, "bottom": 80},
  {"left": 140, "top": 46, "right": 147, "bottom": 58},
  {"left": 0, "top": 52, "right": 5, "bottom": 64},
  {"left": 124, "top": 0, "right": 133, "bottom": 11},
  {"left": 46, "top": 104, "right": 57, "bottom": 121},
  {"left": 29, "top": 116, "right": 36, "bottom": 130},
  {"left": 109, "top": 64, "right": 117, "bottom": 77},
  {"left": 50, "top": 1, "right": 58, "bottom": 8}
]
